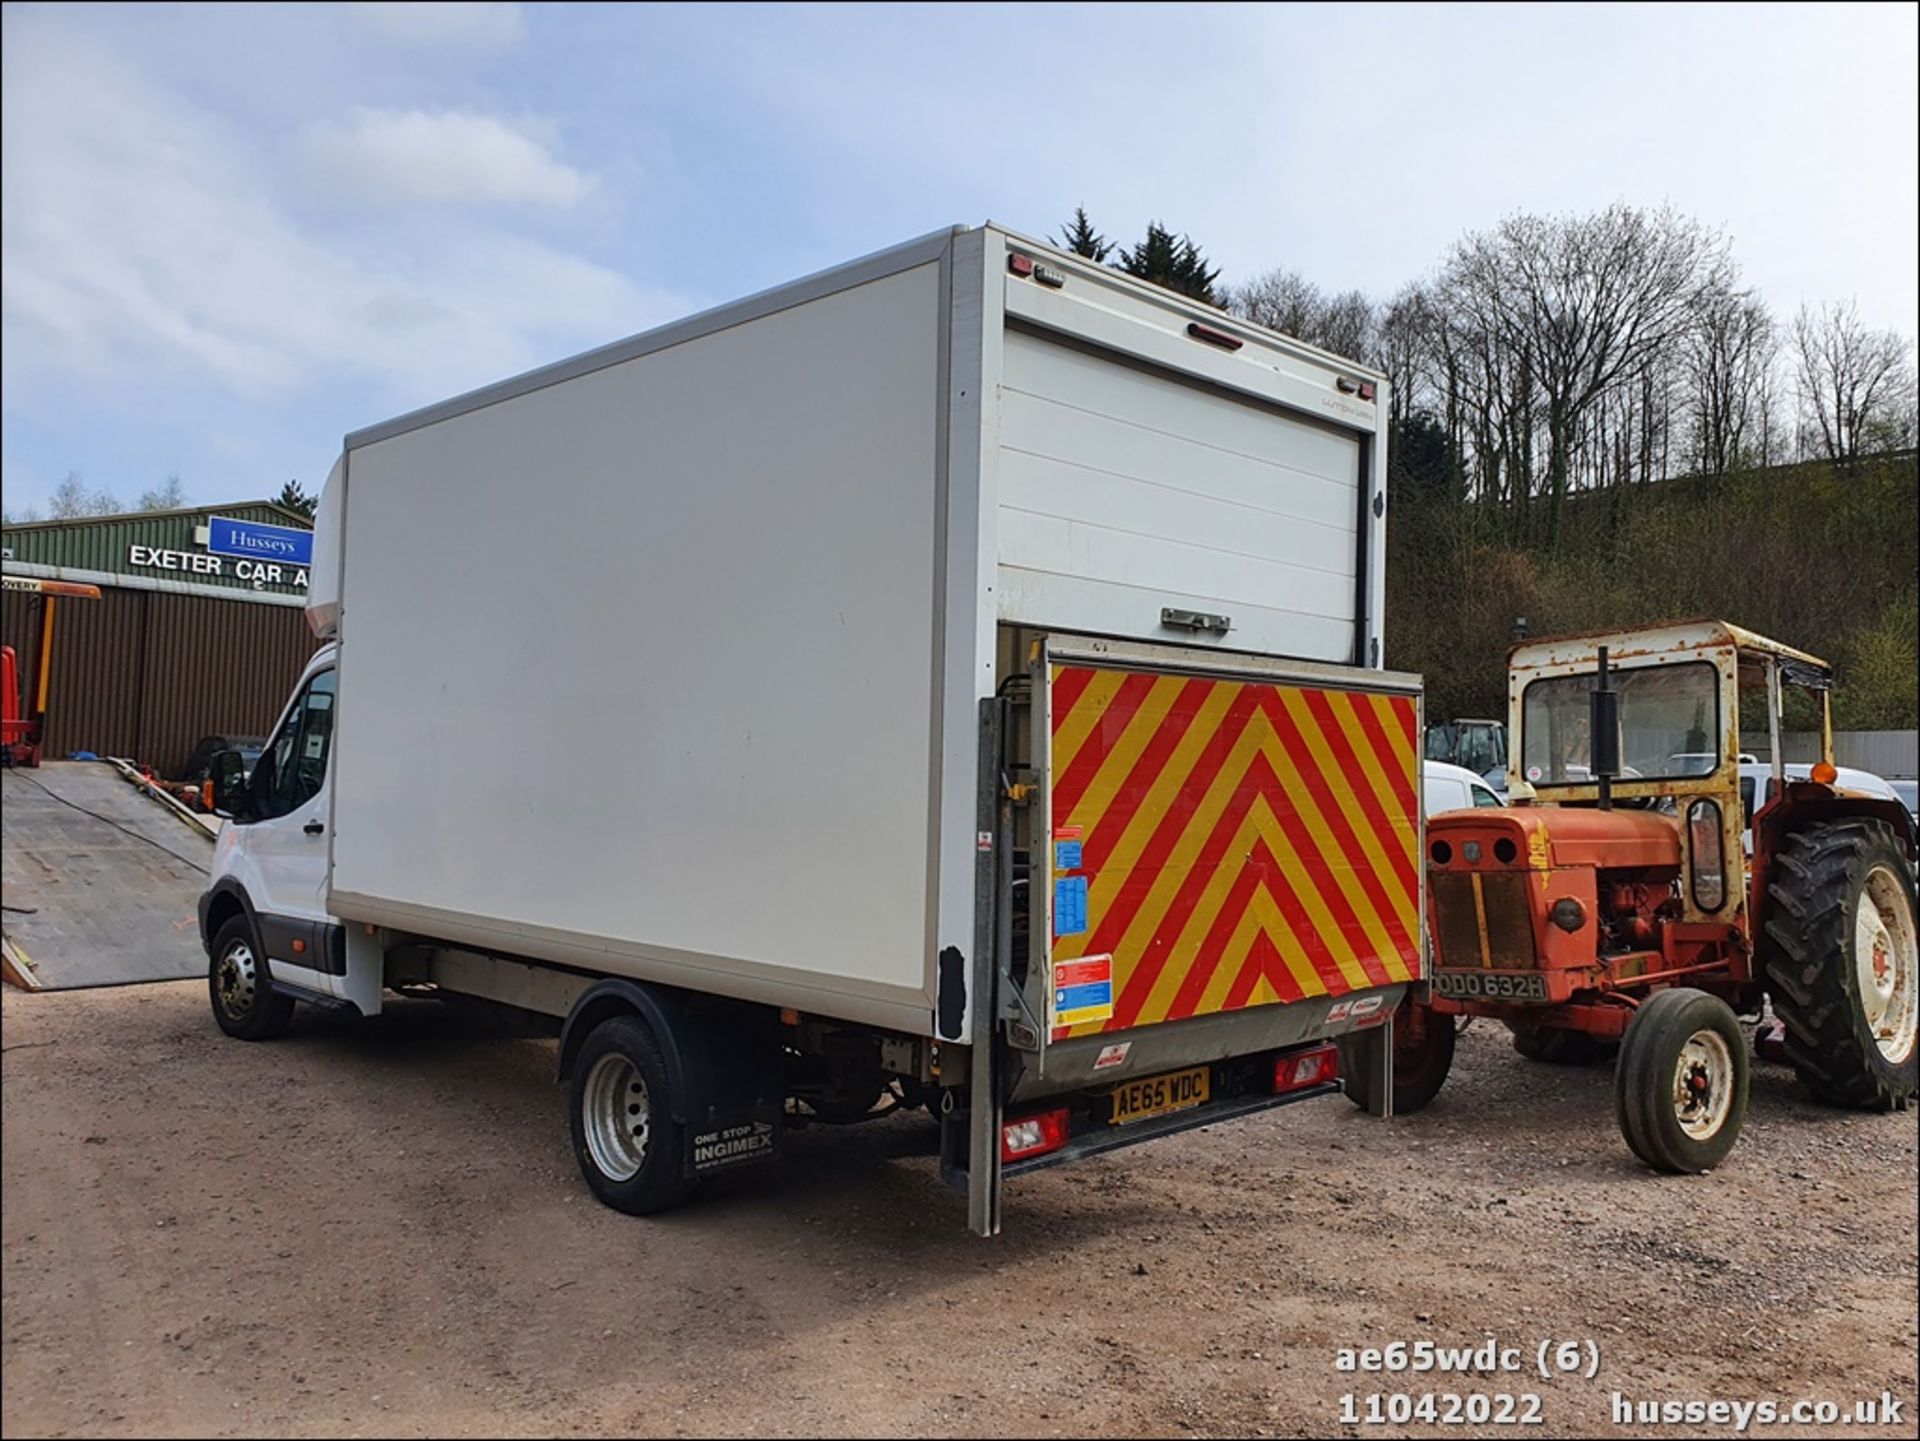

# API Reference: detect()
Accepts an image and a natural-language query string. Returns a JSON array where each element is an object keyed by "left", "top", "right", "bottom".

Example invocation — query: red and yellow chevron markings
[{"left": 1049, "top": 664, "right": 1419, "bottom": 1038}]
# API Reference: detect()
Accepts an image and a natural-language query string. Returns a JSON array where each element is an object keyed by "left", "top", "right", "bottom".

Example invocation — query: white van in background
[
  {"left": 1424, "top": 759, "right": 1503, "bottom": 816},
  {"left": 1738, "top": 761, "right": 1903, "bottom": 851}
]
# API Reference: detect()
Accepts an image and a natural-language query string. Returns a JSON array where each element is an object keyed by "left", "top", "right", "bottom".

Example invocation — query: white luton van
[{"left": 200, "top": 224, "right": 1425, "bottom": 1234}]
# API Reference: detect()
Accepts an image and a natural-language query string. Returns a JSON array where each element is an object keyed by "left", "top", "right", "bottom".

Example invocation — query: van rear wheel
[{"left": 568, "top": 1014, "right": 694, "bottom": 1215}]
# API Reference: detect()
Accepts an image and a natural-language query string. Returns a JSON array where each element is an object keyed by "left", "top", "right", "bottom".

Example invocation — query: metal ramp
[{"left": 2, "top": 762, "right": 213, "bottom": 990}]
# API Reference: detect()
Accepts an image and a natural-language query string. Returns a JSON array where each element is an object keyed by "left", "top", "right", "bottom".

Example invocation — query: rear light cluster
[
  {"left": 1272, "top": 1044, "right": 1339, "bottom": 1094},
  {"left": 1000, "top": 1107, "right": 1070, "bottom": 1162},
  {"left": 1007, "top": 253, "right": 1064, "bottom": 288},
  {"left": 1186, "top": 321, "right": 1243, "bottom": 351}
]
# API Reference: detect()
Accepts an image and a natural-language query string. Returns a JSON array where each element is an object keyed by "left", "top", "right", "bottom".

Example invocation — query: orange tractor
[{"left": 1365, "top": 620, "right": 1917, "bottom": 1171}]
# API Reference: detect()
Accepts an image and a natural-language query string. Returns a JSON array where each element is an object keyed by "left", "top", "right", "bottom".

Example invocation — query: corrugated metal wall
[
  {"left": 1, "top": 584, "right": 317, "bottom": 775},
  {"left": 1748, "top": 730, "right": 1920, "bottom": 779},
  {"left": 3, "top": 502, "right": 311, "bottom": 599}
]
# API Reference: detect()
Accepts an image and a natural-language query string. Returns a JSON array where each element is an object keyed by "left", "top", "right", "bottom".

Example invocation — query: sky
[{"left": 3, "top": 1, "right": 1916, "bottom": 515}]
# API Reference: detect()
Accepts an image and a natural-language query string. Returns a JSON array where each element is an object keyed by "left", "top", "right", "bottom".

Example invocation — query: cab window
[
  {"left": 1471, "top": 783, "right": 1502, "bottom": 807},
  {"left": 257, "top": 670, "right": 336, "bottom": 819}
]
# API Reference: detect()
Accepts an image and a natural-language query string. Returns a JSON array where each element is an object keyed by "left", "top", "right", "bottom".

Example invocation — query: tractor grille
[{"left": 1429, "top": 871, "right": 1539, "bottom": 970}]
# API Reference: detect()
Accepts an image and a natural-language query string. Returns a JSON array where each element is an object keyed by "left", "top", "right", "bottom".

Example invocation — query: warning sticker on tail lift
[{"left": 1053, "top": 953, "right": 1114, "bottom": 1027}]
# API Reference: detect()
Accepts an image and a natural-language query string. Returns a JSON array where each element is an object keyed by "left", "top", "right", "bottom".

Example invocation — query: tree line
[
  {"left": 1060, "top": 205, "right": 1918, "bottom": 729},
  {"left": 1059, "top": 204, "right": 1916, "bottom": 546},
  {"left": 4, "top": 473, "right": 318, "bottom": 523}
]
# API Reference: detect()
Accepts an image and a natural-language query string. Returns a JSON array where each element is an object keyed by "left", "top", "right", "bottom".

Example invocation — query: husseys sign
[{"left": 127, "top": 515, "right": 312, "bottom": 592}]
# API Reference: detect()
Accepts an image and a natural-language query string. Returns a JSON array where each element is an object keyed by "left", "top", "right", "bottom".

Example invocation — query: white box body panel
[
  {"left": 319, "top": 224, "right": 1389, "bottom": 1040},
  {"left": 992, "top": 258, "right": 1374, "bottom": 666},
  {"left": 331, "top": 259, "right": 946, "bottom": 1028}
]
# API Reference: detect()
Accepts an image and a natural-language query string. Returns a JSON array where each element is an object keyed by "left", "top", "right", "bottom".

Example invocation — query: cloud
[
  {"left": 1, "top": 30, "right": 688, "bottom": 419},
  {"left": 306, "top": 108, "right": 593, "bottom": 208},
  {"left": 345, "top": 2, "right": 524, "bottom": 51}
]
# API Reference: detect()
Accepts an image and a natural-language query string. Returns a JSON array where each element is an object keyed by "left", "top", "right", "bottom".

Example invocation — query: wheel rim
[
  {"left": 1672, "top": 1027, "right": 1735, "bottom": 1140},
  {"left": 215, "top": 941, "right": 257, "bottom": 1018},
  {"left": 582, "top": 1053, "right": 650, "bottom": 1183},
  {"left": 1855, "top": 864, "right": 1917, "bottom": 1063}
]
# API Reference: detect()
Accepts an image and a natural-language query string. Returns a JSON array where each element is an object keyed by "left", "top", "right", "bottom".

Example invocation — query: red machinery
[{"left": 1, "top": 576, "right": 103, "bottom": 768}]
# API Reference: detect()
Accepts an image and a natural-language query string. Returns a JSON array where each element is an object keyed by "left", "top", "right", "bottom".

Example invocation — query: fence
[{"left": 1739, "top": 729, "right": 1919, "bottom": 779}]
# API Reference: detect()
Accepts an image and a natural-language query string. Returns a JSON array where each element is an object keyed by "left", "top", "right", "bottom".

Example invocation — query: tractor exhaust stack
[{"left": 1590, "top": 645, "right": 1620, "bottom": 812}]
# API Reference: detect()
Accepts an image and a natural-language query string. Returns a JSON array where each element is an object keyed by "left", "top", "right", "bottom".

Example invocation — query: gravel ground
[{"left": 3, "top": 980, "right": 1915, "bottom": 1439}]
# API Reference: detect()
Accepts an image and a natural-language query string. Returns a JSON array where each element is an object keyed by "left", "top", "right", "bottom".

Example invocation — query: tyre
[
  {"left": 207, "top": 915, "right": 295, "bottom": 1041},
  {"left": 1762, "top": 820, "right": 1918, "bottom": 1111},
  {"left": 1615, "top": 988, "right": 1748, "bottom": 1173},
  {"left": 1506, "top": 1019, "right": 1617, "bottom": 1065},
  {"left": 568, "top": 1014, "right": 694, "bottom": 1215},
  {"left": 1340, "top": 999, "right": 1455, "bottom": 1114}
]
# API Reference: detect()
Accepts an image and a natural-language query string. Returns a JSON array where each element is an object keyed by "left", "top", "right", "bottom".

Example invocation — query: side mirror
[{"left": 211, "top": 749, "right": 254, "bottom": 821}]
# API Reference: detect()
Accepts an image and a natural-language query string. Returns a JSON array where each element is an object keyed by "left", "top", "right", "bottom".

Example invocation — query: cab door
[{"left": 240, "top": 664, "right": 339, "bottom": 994}]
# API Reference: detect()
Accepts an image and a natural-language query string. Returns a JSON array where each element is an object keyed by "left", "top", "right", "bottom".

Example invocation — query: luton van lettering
[{"left": 690, "top": 1121, "right": 775, "bottom": 1171}]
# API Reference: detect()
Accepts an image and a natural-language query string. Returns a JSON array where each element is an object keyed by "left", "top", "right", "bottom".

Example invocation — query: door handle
[{"left": 304, "top": 820, "right": 325, "bottom": 836}]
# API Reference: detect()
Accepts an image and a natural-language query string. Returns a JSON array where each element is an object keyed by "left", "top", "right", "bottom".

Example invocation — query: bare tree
[
  {"left": 1435, "top": 205, "right": 1732, "bottom": 545},
  {"left": 47, "top": 470, "right": 122, "bottom": 518},
  {"left": 1229, "top": 268, "right": 1376, "bottom": 364},
  {"left": 1792, "top": 300, "right": 1915, "bottom": 466},
  {"left": 137, "top": 472, "right": 189, "bottom": 510},
  {"left": 1377, "top": 283, "right": 1437, "bottom": 429},
  {"left": 1231, "top": 268, "right": 1321, "bottom": 339},
  {"left": 1685, "top": 284, "right": 1774, "bottom": 477}
]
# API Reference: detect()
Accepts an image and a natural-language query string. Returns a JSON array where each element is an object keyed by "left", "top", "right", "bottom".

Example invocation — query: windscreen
[{"left": 1521, "top": 662, "right": 1719, "bottom": 786}]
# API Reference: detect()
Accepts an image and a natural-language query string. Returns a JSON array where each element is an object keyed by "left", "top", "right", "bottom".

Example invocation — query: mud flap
[{"left": 1368, "top": 1011, "right": 1395, "bottom": 1119}]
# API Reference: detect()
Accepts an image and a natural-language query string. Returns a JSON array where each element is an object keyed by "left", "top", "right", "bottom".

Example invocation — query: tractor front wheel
[
  {"left": 1340, "top": 998, "right": 1455, "bottom": 1115},
  {"left": 1762, "top": 821, "right": 1917, "bottom": 1111},
  {"left": 1615, "top": 988, "right": 1748, "bottom": 1174}
]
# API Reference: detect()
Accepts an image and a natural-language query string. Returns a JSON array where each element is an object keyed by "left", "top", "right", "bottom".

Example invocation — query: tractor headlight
[
  {"left": 1549, "top": 897, "right": 1586, "bottom": 932},
  {"left": 1688, "top": 799, "right": 1725, "bottom": 911}
]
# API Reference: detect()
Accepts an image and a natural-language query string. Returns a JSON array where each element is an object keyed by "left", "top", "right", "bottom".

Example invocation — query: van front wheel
[{"left": 208, "top": 916, "right": 294, "bottom": 1041}]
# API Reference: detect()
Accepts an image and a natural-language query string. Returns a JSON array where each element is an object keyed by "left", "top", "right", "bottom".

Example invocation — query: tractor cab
[
  {"left": 1399, "top": 620, "right": 1917, "bottom": 1175},
  {"left": 1500, "top": 620, "right": 1913, "bottom": 929}
]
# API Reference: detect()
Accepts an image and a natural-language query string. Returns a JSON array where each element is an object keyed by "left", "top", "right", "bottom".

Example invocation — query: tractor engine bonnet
[
  {"left": 1426, "top": 808, "right": 1684, "bottom": 974},
  {"left": 1426, "top": 807, "right": 1681, "bottom": 870}
]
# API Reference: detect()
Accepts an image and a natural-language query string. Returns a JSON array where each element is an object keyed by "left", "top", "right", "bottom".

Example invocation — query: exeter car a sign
[{"left": 206, "top": 515, "right": 313, "bottom": 569}]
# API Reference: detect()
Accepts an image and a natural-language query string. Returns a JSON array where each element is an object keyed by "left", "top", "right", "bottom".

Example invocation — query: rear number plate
[
  {"left": 1108, "top": 1065, "right": 1211, "bottom": 1125},
  {"left": 1433, "top": 969, "right": 1549, "bottom": 1002}
]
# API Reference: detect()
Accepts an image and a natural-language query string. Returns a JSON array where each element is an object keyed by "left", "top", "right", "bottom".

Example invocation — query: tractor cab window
[
  {"left": 1521, "top": 662, "right": 1719, "bottom": 787},
  {"left": 1455, "top": 726, "right": 1505, "bottom": 777}
]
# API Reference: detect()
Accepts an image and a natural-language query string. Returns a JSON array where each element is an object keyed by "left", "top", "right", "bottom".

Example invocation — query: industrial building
[{"left": 1, "top": 502, "right": 318, "bottom": 777}]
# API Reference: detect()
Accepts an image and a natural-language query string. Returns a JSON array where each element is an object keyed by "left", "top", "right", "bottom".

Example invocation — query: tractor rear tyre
[
  {"left": 1506, "top": 1020, "right": 1617, "bottom": 1065},
  {"left": 1763, "top": 821, "right": 1917, "bottom": 1110},
  {"left": 1340, "top": 999, "right": 1455, "bottom": 1114},
  {"left": 1615, "top": 988, "right": 1748, "bottom": 1173}
]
